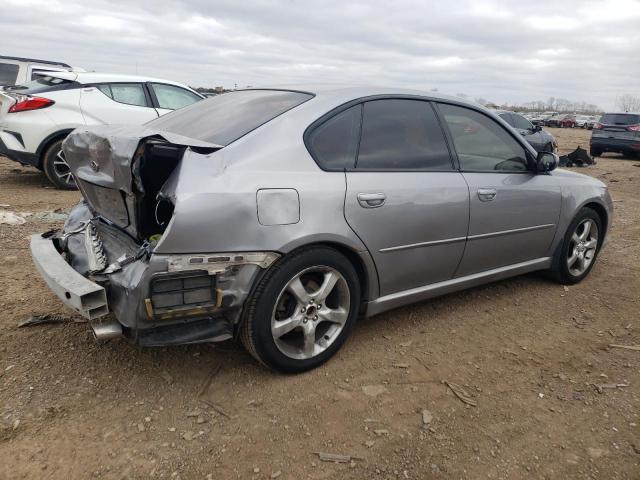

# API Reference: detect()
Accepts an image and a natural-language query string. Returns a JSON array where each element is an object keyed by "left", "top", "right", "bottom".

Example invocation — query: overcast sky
[{"left": 3, "top": 0, "right": 639, "bottom": 109}]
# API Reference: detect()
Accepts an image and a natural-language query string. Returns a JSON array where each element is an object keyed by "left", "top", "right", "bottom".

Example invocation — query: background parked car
[
  {"left": 0, "top": 55, "right": 73, "bottom": 87},
  {"left": 0, "top": 72, "right": 204, "bottom": 188},
  {"left": 496, "top": 110, "right": 557, "bottom": 153},
  {"left": 575, "top": 115, "right": 590, "bottom": 128},
  {"left": 586, "top": 115, "right": 601, "bottom": 130},
  {"left": 546, "top": 114, "right": 576, "bottom": 128},
  {"left": 590, "top": 112, "right": 640, "bottom": 157}
]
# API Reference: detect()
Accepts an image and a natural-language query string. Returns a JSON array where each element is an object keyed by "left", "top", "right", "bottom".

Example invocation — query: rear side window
[
  {"left": 357, "top": 99, "right": 452, "bottom": 170},
  {"left": 306, "top": 105, "right": 361, "bottom": 170},
  {"left": 97, "top": 83, "right": 148, "bottom": 107},
  {"left": 6, "top": 75, "right": 77, "bottom": 94},
  {"left": 600, "top": 113, "right": 640, "bottom": 125},
  {"left": 150, "top": 83, "right": 202, "bottom": 110},
  {"left": 439, "top": 103, "right": 528, "bottom": 172},
  {"left": 0, "top": 63, "right": 19, "bottom": 86},
  {"left": 148, "top": 90, "right": 313, "bottom": 146}
]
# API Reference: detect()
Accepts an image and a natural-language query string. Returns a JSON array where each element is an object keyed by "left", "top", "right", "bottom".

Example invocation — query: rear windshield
[
  {"left": 600, "top": 113, "right": 640, "bottom": 125},
  {"left": 147, "top": 89, "right": 313, "bottom": 146},
  {"left": 4, "top": 75, "right": 78, "bottom": 94}
]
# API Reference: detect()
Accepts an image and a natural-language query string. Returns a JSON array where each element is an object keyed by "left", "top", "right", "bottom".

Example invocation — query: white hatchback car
[{"left": 0, "top": 72, "right": 204, "bottom": 188}]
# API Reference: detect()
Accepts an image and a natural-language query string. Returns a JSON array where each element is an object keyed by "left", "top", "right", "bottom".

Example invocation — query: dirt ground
[{"left": 1, "top": 127, "right": 639, "bottom": 479}]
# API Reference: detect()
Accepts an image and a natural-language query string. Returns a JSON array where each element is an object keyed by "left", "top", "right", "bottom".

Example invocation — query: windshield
[
  {"left": 5, "top": 75, "right": 78, "bottom": 94},
  {"left": 147, "top": 89, "right": 314, "bottom": 146},
  {"left": 600, "top": 113, "right": 640, "bottom": 125}
]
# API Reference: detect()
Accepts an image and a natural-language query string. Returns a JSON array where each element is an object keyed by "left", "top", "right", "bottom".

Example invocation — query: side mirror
[
  {"left": 533, "top": 125, "right": 542, "bottom": 132},
  {"left": 536, "top": 151, "right": 558, "bottom": 173}
]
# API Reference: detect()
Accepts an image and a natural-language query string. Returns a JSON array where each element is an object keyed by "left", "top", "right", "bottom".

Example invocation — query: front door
[
  {"left": 343, "top": 99, "right": 470, "bottom": 296},
  {"left": 436, "top": 103, "right": 561, "bottom": 276}
]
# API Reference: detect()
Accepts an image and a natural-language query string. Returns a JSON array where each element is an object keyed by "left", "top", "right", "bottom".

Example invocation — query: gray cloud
[{"left": 3, "top": 0, "right": 639, "bottom": 109}]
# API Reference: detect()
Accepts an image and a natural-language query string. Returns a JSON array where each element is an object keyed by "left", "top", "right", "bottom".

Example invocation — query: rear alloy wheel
[
  {"left": 241, "top": 247, "right": 360, "bottom": 373},
  {"left": 42, "top": 139, "right": 77, "bottom": 190},
  {"left": 550, "top": 207, "right": 602, "bottom": 284}
]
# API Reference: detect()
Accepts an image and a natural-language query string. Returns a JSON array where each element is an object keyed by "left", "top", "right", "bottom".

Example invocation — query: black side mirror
[
  {"left": 536, "top": 151, "right": 558, "bottom": 173},
  {"left": 533, "top": 125, "right": 542, "bottom": 132}
]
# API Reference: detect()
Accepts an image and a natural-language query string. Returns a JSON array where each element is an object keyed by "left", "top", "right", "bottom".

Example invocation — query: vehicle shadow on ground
[{"left": 2, "top": 164, "right": 53, "bottom": 188}]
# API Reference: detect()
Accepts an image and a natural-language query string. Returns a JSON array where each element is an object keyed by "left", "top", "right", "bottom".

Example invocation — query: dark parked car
[
  {"left": 497, "top": 110, "right": 556, "bottom": 153},
  {"left": 590, "top": 112, "right": 640, "bottom": 157}
]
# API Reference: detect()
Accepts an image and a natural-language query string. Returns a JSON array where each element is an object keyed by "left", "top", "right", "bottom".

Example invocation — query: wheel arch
[
  {"left": 36, "top": 129, "right": 75, "bottom": 168},
  {"left": 583, "top": 201, "right": 608, "bottom": 242}
]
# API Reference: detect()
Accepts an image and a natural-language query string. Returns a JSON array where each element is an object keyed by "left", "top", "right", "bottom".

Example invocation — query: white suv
[
  {"left": 0, "top": 72, "right": 204, "bottom": 188},
  {"left": 0, "top": 55, "right": 73, "bottom": 87}
]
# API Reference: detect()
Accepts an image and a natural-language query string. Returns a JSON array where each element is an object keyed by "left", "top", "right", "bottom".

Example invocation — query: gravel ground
[{"left": 0, "top": 127, "right": 639, "bottom": 479}]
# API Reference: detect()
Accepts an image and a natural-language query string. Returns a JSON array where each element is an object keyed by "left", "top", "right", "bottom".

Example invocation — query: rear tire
[
  {"left": 42, "top": 139, "right": 77, "bottom": 190},
  {"left": 240, "top": 246, "right": 361, "bottom": 373},
  {"left": 550, "top": 208, "right": 602, "bottom": 285},
  {"left": 590, "top": 148, "right": 602, "bottom": 157}
]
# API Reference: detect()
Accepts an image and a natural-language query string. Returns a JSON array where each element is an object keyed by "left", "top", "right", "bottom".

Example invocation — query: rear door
[
  {"left": 148, "top": 83, "right": 203, "bottom": 116},
  {"left": 437, "top": 103, "right": 561, "bottom": 276},
  {"left": 341, "top": 98, "right": 470, "bottom": 296},
  {"left": 79, "top": 83, "right": 159, "bottom": 125}
]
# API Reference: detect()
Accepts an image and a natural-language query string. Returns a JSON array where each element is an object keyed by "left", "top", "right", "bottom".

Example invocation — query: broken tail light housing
[{"left": 8, "top": 96, "right": 55, "bottom": 113}]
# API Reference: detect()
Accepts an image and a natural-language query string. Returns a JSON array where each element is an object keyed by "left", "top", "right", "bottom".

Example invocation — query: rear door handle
[
  {"left": 357, "top": 192, "right": 386, "bottom": 208},
  {"left": 477, "top": 188, "right": 497, "bottom": 202}
]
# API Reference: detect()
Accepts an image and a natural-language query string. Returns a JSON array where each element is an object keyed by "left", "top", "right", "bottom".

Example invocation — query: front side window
[
  {"left": 439, "top": 103, "right": 529, "bottom": 172},
  {"left": 306, "top": 105, "right": 361, "bottom": 170},
  {"left": 357, "top": 99, "right": 452, "bottom": 170},
  {"left": 97, "top": 83, "right": 148, "bottom": 107},
  {"left": 151, "top": 83, "right": 202, "bottom": 110},
  {"left": 0, "top": 63, "right": 19, "bottom": 86}
]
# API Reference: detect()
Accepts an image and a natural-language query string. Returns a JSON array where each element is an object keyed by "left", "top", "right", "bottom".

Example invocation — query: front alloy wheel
[{"left": 567, "top": 219, "right": 598, "bottom": 276}]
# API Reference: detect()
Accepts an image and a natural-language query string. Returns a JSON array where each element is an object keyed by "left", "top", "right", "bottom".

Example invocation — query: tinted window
[
  {"left": 307, "top": 105, "right": 361, "bottom": 170},
  {"left": 439, "top": 103, "right": 528, "bottom": 172},
  {"left": 0, "top": 63, "right": 19, "bottom": 86},
  {"left": 151, "top": 83, "right": 202, "bottom": 110},
  {"left": 600, "top": 113, "right": 640, "bottom": 125},
  {"left": 357, "top": 99, "right": 452, "bottom": 170},
  {"left": 498, "top": 113, "right": 515, "bottom": 127},
  {"left": 511, "top": 113, "right": 533, "bottom": 130},
  {"left": 5, "top": 75, "right": 77, "bottom": 94},
  {"left": 97, "top": 83, "right": 148, "bottom": 107},
  {"left": 148, "top": 90, "right": 313, "bottom": 146}
]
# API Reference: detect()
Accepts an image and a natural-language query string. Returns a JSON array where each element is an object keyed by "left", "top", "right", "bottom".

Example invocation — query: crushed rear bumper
[{"left": 30, "top": 233, "right": 109, "bottom": 320}]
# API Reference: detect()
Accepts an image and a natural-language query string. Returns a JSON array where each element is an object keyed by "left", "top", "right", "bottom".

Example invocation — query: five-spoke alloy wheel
[
  {"left": 241, "top": 247, "right": 360, "bottom": 372},
  {"left": 551, "top": 207, "right": 602, "bottom": 284},
  {"left": 43, "top": 139, "right": 77, "bottom": 190}
]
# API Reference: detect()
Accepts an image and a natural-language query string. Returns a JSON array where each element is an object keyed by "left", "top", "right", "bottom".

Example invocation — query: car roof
[
  {"left": 42, "top": 71, "right": 195, "bottom": 89},
  {"left": 0, "top": 55, "right": 71, "bottom": 68},
  {"left": 242, "top": 84, "right": 485, "bottom": 109}
]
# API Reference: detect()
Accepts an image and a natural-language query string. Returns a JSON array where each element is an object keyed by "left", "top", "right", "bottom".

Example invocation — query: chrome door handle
[
  {"left": 477, "top": 188, "right": 497, "bottom": 202},
  {"left": 357, "top": 193, "right": 386, "bottom": 208}
]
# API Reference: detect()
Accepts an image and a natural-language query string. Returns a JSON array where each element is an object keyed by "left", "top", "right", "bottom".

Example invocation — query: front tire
[
  {"left": 550, "top": 208, "right": 602, "bottom": 284},
  {"left": 240, "top": 247, "right": 361, "bottom": 373},
  {"left": 42, "top": 139, "right": 77, "bottom": 190}
]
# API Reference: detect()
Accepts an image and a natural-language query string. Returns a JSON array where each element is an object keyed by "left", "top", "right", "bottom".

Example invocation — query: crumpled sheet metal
[{"left": 62, "top": 125, "right": 222, "bottom": 194}]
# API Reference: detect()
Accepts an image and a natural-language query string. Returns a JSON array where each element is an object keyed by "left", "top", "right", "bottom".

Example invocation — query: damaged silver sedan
[{"left": 31, "top": 87, "right": 613, "bottom": 372}]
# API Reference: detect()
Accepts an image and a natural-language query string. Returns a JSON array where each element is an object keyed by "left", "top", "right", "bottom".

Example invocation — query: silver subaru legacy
[{"left": 30, "top": 86, "right": 613, "bottom": 372}]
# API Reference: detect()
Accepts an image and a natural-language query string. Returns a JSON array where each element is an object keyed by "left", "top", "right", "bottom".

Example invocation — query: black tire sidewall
[
  {"left": 43, "top": 139, "right": 76, "bottom": 190},
  {"left": 248, "top": 248, "right": 361, "bottom": 373},
  {"left": 556, "top": 208, "right": 603, "bottom": 284}
]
